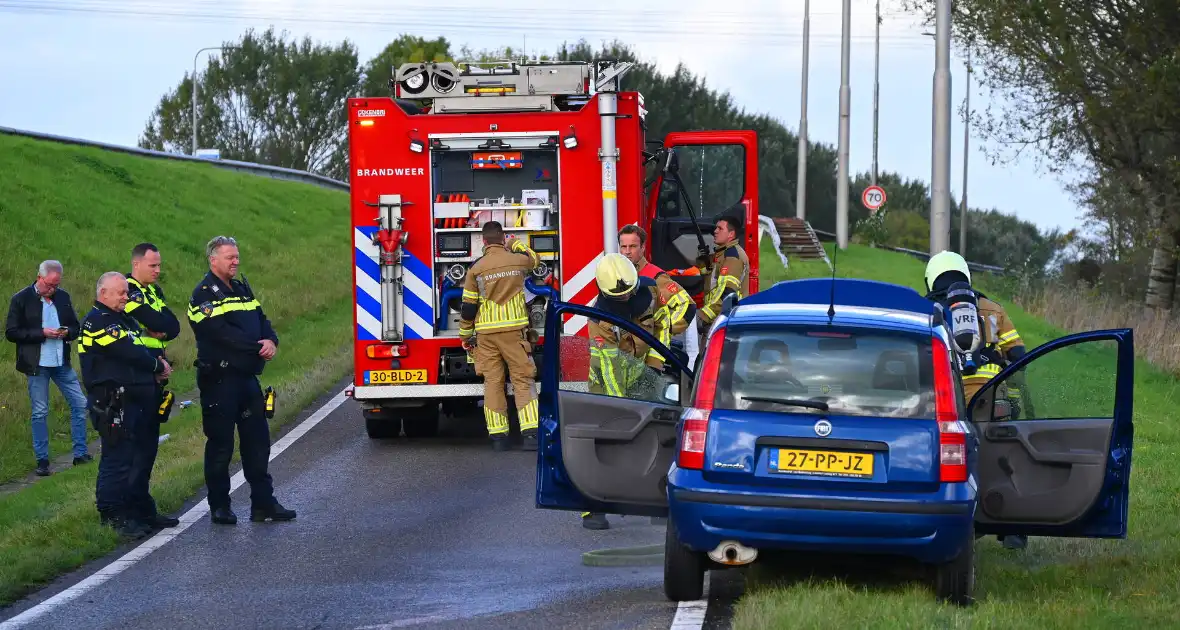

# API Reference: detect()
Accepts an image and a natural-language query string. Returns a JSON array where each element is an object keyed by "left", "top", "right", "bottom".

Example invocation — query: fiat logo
[{"left": 814, "top": 420, "right": 833, "bottom": 437}]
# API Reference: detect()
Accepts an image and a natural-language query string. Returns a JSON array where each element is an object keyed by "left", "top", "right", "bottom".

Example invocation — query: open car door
[
  {"left": 644, "top": 131, "right": 760, "bottom": 299},
  {"left": 535, "top": 299, "right": 695, "bottom": 518},
  {"left": 967, "top": 328, "right": 1135, "bottom": 538}
]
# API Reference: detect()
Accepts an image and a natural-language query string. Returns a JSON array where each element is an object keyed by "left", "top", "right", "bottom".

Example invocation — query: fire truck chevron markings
[{"left": 354, "top": 226, "right": 434, "bottom": 340}]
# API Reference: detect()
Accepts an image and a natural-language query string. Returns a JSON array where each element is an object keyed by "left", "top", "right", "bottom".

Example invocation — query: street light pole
[
  {"left": 796, "top": 0, "right": 811, "bottom": 220},
  {"left": 960, "top": 48, "right": 971, "bottom": 257},
  {"left": 930, "top": 0, "right": 953, "bottom": 255},
  {"left": 836, "top": 0, "right": 852, "bottom": 249},
  {"left": 872, "top": 0, "right": 880, "bottom": 186},
  {"left": 192, "top": 46, "right": 236, "bottom": 156}
]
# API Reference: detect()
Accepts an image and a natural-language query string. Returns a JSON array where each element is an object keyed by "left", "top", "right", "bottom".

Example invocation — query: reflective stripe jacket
[
  {"left": 78, "top": 302, "right": 164, "bottom": 395},
  {"left": 187, "top": 271, "right": 278, "bottom": 375},
  {"left": 459, "top": 239, "right": 541, "bottom": 338},
  {"left": 633, "top": 256, "right": 695, "bottom": 358},
  {"left": 961, "top": 296, "right": 1023, "bottom": 400},
  {"left": 698, "top": 241, "right": 750, "bottom": 326},
  {"left": 125, "top": 275, "right": 180, "bottom": 356},
  {"left": 587, "top": 277, "right": 669, "bottom": 396}
]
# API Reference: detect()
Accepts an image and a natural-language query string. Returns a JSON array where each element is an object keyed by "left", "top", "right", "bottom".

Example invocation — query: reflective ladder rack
[{"left": 392, "top": 60, "right": 628, "bottom": 114}]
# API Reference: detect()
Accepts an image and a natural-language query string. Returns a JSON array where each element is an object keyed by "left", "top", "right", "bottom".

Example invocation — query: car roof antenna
[{"left": 826, "top": 239, "right": 838, "bottom": 321}]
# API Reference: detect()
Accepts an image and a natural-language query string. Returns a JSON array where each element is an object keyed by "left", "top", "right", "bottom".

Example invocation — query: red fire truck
[{"left": 346, "top": 58, "right": 761, "bottom": 439}]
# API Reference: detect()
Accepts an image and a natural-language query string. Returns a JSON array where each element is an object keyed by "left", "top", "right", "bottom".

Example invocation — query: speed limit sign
[{"left": 862, "top": 185, "right": 887, "bottom": 213}]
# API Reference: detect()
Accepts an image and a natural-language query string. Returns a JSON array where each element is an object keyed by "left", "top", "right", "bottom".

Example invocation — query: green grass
[
  {"left": 0, "top": 133, "right": 355, "bottom": 604},
  {"left": 732, "top": 239, "right": 1180, "bottom": 628}
]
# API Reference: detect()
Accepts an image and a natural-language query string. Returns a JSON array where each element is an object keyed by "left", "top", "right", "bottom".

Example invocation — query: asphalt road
[{"left": 0, "top": 381, "right": 739, "bottom": 630}]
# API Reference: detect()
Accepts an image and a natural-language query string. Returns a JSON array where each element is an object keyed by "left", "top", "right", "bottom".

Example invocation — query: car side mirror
[
  {"left": 992, "top": 398, "right": 1012, "bottom": 420},
  {"left": 720, "top": 293, "right": 739, "bottom": 317},
  {"left": 663, "top": 148, "right": 680, "bottom": 175},
  {"left": 663, "top": 383, "right": 680, "bottom": 404}
]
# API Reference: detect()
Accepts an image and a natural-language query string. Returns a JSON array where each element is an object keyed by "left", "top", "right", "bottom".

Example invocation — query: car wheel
[
  {"left": 401, "top": 403, "right": 441, "bottom": 439},
  {"left": 364, "top": 410, "right": 400, "bottom": 439},
  {"left": 934, "top": 523, "right": 976, "bottom": 606},
  {"left": 663, "top": 518, "right": 705, "bottom": 602}
]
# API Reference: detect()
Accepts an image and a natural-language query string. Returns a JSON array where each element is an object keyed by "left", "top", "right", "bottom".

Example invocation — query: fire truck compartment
[{"left": 429, "top": 137, "right": 562, "bottom": 338}]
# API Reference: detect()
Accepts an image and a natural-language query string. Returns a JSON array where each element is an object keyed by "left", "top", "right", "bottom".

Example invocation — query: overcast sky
[{"left": 0, "top": 0, "right": 1084, "bottom": 234}]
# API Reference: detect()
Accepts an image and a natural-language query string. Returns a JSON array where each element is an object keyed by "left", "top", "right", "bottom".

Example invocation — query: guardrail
[
  {"left": 808, "top": 226, "right": 1008, "bottom": 275},
  {"left": 0, "top": 125, "right": 350, "bottom": 192}
]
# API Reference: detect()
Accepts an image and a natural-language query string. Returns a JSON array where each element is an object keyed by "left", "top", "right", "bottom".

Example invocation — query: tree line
[
  {"left": 903, "top": 0, "right": 1180, "bottom": 310},
  {"left": 138, "top": 27, "right": 1060, "bottom": 273}
]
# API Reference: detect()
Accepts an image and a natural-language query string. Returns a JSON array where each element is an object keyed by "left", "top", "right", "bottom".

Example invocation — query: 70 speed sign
[{"left": 862, "top": 185, "right": 887, "bottom": 213}]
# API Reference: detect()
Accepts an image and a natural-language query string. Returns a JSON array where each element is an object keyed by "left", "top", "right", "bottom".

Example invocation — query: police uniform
[
  {"left": 187, "top": 270, "right": 294, "bottom": 524},
  {"left": 696, "top": 239, "right": 750, "bottom": 338},
  {"left": 633, "top": 256, "right": 696, "bottom": 366},
  {"left": 78, "top": 301, "right": 167, "bottom": 539},
  {"left": 123, "top": 275, "right": 181, "bottom": 528},
  {"left": 459, "top": 238, "right": 542, "bottom": 446}
]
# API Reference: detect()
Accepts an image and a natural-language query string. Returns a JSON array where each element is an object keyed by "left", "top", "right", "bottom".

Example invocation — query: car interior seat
[{"left": 872, "top": 350, "right": 918, "bottom": 392}]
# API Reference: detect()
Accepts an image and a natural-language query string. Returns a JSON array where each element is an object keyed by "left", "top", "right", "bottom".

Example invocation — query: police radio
[{"left": 941, "top": 281, "right": 983, "bottom": 375}]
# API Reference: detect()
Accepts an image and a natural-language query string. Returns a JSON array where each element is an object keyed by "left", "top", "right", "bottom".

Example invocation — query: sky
[{"left": 0, "top": 0, "right": 1084, "bottom": 234}]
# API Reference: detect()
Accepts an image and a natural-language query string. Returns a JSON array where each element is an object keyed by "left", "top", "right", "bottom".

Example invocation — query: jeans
[
  {"left": 198, "top": 370, "right": 275, "bottom": 510},
  {"left": 27, "top": 365, "right": 90, "bottom": 461}
]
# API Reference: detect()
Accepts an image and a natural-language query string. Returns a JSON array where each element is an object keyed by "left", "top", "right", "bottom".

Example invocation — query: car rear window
[{"left": 713, "top": 326, "right": 936, "bottom": 419}]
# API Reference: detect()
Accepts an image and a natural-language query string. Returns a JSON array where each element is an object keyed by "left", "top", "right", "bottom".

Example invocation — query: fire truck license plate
[{"left": 363, "top": 369, "right": 427, "bottom": 385}]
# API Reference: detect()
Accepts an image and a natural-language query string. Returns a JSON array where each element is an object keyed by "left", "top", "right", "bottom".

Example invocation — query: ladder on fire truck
[{"left": 370, "top": 60, "right": 638, "bottom": 342}]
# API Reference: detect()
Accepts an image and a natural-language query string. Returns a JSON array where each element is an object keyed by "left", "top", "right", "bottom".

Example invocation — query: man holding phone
[{"left": 5, "top": 260, "right": 92, "bottom": 476}]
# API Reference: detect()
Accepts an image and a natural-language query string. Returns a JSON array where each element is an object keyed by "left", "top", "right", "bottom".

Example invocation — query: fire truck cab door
[{"left": 646, "top": 131, "right": 759, "bottom": 297}]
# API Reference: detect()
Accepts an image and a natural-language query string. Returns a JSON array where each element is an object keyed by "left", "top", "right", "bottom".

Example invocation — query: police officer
[
  {"left": 581, "top": 253, "right": 674, "bottom": 530},
  {"left": 617, "top": 225, "right": 696, "bottom": 365},
  {"left": 123, "top": 243, "right": 181, "bottom": 529},
  {"left": 924, "top": 251, "right": 1029, "bottom": 550},
  {"left": 696, "top": 214, "right": 749, "bottom": 349},
  {"left": 458, "top": 221, "right": 543, "bottom": 452},
  {"left": 79, "top": 272, "right": 173, "bottom": 539},
  {"left": 188, "top": 235, "right": 295, "bottom": 525}
]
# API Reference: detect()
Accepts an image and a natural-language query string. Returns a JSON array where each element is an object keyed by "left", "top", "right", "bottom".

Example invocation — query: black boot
[
  {"left": 211, "top": 506, "right": 238, "bottom": 525},
  {"left": 145, "top": 513, "right": 180, "bottom": 528},
  {"left": 251, "top": 501, "right": 296, "bottom": 522},
  {"left": 100, "top": 512, "right": 150, "bottom": 539},
  {"left": 520, "top": 429, "right": 538, "bottom": 451},
  {"left": 491, "top": 436, "right": 512, "bottom": 452},
  {"left": 35, "top": 459, "right": 50, "bottom": 476},
  {"left": 582, "top": 512, "right": 609, "bottom": 530}
]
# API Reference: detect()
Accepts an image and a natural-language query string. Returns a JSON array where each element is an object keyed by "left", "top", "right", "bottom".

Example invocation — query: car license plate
[
  {"left": 363, "top": 369, "right": 427, "bottom": 385},
  {"left": 772, "top": 448, "right": 874, "bottom": 479}
]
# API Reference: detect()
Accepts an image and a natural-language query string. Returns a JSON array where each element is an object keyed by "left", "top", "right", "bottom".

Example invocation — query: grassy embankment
[
  {"left": 0, "top": 133, "right": 355, "bottom": 605},
  {"left": 730, "top": 239, "right": 1180, "bottom": 627}
]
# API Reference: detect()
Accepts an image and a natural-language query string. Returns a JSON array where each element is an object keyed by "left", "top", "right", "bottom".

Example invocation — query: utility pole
[
  {"left": 836, "top": 0, "right": 852, "bottom": 249},
  {"left": 930, "top": 0, "right": 953, "bottom": 255},
  {"left": 192, "top": 45, "right": 237, "bottom": 156},
  {"left": 796, "top": 0, "right": 811, "bottom": 220},
  {"left": 872, "top": 0, "right": 880, "bottom": 186},
  {"left": 960, "top": 48, "right": 971, "bottom": 257}
]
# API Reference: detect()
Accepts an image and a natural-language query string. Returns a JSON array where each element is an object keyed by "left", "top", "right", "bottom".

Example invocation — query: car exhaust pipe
[{"left": 707, "top": 540, "right": 758, "bottom": 566}]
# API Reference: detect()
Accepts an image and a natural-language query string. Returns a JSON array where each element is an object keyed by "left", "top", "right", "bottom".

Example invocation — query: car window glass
[
  {"left": 558, "top": 327, "right": 679, "bottom": 405},
  {"left": 988, "top": 338, "right": 1117, "bottom": 421},
  {"left": 714, "top": 327, "right": 936, "bottom": 419}
]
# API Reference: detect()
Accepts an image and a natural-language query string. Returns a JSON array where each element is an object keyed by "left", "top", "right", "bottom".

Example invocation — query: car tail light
[
  {"left": 679, "top": 325, "right": 726, "bottom": 470},
  {"left": 366, "top": 343, "right": 408, "bottom": 359},
  {"left": 932, "top": 336, "right": 968, "bottom": 482}
]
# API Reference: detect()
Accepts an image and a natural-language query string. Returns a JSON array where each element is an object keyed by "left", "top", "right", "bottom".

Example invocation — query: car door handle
[
  {"left": 986, "top": 425, "right": 1017, "bottom": 440},
  {"left": 653, "top": 408, "right": 680, "bottom": 423}
]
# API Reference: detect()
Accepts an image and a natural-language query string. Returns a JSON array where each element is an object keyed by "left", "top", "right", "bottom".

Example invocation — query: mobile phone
[{"left": 57, "top": 327, "right": 68, "bottom": 333}]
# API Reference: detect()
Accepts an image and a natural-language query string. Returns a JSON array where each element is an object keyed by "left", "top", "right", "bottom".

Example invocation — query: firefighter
[
  {"left": 79, "top": 272, "right": 173, "bottom": 540},
  {"left": 617, "top": 224, "right": 697, "bottom": 364},
  {"left": 188, "top": 236, "right": 295, "bottom": 525},
  {"left": 696, "top": 214, "right": 750, "bottom": 350},
  {"left": 459, "top": 221, "right": 543, "bottom": 452},
  {"left": 122, "top": 243, "right": 181, "bottom": 530},
  {"left": 924, "top": 250, "right": 1029, "bottom": 550},
  {"left": 581, "top": 253, "right": 672, "bottom": 530}
]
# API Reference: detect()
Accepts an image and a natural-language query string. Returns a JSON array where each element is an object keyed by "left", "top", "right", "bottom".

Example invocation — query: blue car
[{"left": 534, "top": 277, "right": 1135, "bottom": 606}]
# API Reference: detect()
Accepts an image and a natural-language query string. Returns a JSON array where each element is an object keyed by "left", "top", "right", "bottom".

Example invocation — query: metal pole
[
  {"left": 872, "top": 0, "right": 880, "bottom": 186},
  {"left": 835, "top": 0, "right": 852, "bottom": 249},
  {"left": 595, "top": 62, "right": 632, "bottom": 255},
  {"left": 960, "top": 49, "right": 971, "bottom": 257},
  {"left": 796, "top": 0, "right": 810, "bottom": 220},
  {"left": 930, "top": 0, "right": 953, "bottom": 255},
  {"left": 192, "top": 45, "right": 237, "bottom": 156}
]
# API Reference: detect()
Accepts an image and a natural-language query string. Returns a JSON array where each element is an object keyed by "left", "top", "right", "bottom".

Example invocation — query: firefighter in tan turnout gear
[
  {"left": 581, "top": 252, "right": 674, "bottom": 530},
  {"left": 459, "top": 221, "right": 543, "bottom": 452},
  {"left": 617, "top": 224, "right": 697, "bottom": 360},
  {"left": 696, "top": 214, "right": 749, "bottom": 347}
]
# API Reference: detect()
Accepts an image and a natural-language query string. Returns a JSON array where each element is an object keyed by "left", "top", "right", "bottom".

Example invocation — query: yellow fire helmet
[
  {"left": 595, "top": 252, "right": 639, "bottom": 299},
  {"left": 924, "top": 250, "right": 971, "bottom": 292}
]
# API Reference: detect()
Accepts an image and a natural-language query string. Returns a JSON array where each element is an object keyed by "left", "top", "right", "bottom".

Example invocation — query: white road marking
[
  {"left": 669, "top": 571, "right": 711, "bottom": 630},
  {"left": 0, "top": 387, "right": 351, "bottom": 630}
]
